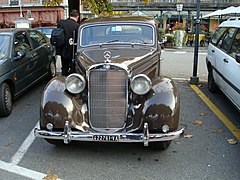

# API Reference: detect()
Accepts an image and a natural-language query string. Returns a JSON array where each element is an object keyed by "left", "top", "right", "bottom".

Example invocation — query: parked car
[
  {"left": 35, "top": 26, "right": 56, "bottom": 38},
  {"left": 206, "top": 17, "right": 240, "bottom": 110},
  {"left": 0, "top": 28, "right": 56, "bottom": 117},
  {"left": 34, "top": 16, "right": 184, "bottom": 150}
]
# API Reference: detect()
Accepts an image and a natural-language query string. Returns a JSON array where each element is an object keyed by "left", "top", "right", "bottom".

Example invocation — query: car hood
[{"left": 77, "top": 46, "right": 157, "bottom": 68}]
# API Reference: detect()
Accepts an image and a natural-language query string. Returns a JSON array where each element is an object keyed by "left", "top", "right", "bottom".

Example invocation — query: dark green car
[{"left": 0, "top": 28, "right": 56, "bottom": 117}]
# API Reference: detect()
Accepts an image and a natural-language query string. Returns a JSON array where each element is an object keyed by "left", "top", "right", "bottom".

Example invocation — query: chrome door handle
[{"left": 223, "top": 59, "right": 228, "bottom": 63}]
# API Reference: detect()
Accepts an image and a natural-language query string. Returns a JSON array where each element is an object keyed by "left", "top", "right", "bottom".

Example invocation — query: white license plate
[{"left": 93, "top": 135, "right": 119, "bottom": 142}]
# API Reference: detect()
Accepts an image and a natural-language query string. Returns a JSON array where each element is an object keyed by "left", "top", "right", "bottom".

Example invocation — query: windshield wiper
[{"left": 131, "top": 42, "right": 149, "bottom": 47}]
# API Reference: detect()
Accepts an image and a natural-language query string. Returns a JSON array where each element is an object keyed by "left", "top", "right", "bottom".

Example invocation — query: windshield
[
  {"left": 0, "top": 35, "right": 11, "bottom": 60},
  {"left": 80, "top": 23, "right": 154, "bottom": 47}
]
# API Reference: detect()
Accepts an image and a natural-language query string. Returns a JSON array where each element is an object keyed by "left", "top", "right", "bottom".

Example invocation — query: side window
[
  {"left": 14, "top": 32, "right": 31, "bottom": 55},
  {"left": 229, "top": 29, "right": 240, "bottom": 59},
  {"left": 29, "top": 30, "right": 47, "bottom": 48},
  {"left": 211, "top": 27, "right": 227, "bottom": 45},
  {"left": 218, "top": 28, "right": 236, "bottom": 53}
]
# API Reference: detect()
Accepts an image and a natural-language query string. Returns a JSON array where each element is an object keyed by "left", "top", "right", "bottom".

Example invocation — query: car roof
[
  {"left": 0, "top": 28, "right": 35, "bottom": 35},
  {"left": 35, "top": 26, "right": 56, "bottom": 29},
  {"left": 219, "top": 17, "right": 240, "bottom": 28},
  {"left": 81, "top": 16, "right": 158, "bottom": 26}
]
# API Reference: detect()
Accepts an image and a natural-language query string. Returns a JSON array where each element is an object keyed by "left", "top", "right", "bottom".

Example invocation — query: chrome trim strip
[
  {"left": 34, "top": 122, "right": 184, "bottom": 146},
  {"left": 212, "top": 65, "right": 240, "bottom": 95}
]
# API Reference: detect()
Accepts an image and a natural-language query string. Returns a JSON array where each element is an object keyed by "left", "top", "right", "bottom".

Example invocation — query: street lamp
[
  {"left": 176, "top": 3, "right": 183, "bottom": 24},
  {"left": 190, "top": 0, "right": 200, "bottom": 85}
]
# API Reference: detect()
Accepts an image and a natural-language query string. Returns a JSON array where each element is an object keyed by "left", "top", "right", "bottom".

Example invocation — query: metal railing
[{"left": 109, "top": 0, "right": 240, "bottom": 11}]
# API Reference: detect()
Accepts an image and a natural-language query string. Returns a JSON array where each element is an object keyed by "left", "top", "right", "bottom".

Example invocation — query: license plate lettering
[{"left": 93, "top": 135, "right": 119, "bottom": 142}]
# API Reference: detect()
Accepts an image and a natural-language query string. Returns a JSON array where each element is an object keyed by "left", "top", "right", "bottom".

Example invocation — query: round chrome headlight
[
  {"left": 130, "top": 74, "right": 152, "bottom": 95},
  {"left": 65, "top": 73, "right": 86, "bottom": 94}
]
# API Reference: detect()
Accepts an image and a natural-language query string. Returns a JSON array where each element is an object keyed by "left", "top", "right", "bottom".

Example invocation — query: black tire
[
  {"left": 0, "top": 83, "right": 13, "bottom": 117},
  {"left": 150, "top": 140, "right": 172, "bottom": 150},
  {"left": 45, "top": 138, "right": 65, "bottom": 145},
  {"left": 208, "top": 71, "right": 218, "bottom": 93},
  {"left": 49, "top": 59, "right": 56, "bottom": 78}
]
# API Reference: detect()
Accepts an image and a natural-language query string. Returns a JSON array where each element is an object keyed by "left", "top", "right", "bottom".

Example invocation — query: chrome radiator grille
[{"left": 89, "top": 68, "right": 128, "bottom": 129}]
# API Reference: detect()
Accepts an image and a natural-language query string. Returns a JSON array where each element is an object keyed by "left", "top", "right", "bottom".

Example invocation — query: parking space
[{"left": 0, "top": 79, "right": 239, "bottom": 179}]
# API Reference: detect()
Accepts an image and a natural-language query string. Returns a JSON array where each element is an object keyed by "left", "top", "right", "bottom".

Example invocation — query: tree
[
  {"left": 144, "top": 0, "right": 150, "bottom": 4},
  {"left": 82, "top": 0, "right": 113, "bottom": 16},
  {"left": 43, "top": 0, "right": 63, "bottom": 6}
]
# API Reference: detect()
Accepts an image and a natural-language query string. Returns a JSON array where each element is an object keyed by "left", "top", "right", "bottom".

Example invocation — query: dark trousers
[{"left": 61, "top": 57, "right": 71, "bottom": 76}]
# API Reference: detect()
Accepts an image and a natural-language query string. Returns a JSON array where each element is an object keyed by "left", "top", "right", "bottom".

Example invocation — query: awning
[
  {"left": 39, "top": 11, "right": 58, "bottom": 25},
  {"left": 0, "top": 13, "right": 3, "bottom": 24},
  {"left": 0, "top": 6, "right": 64, "bottom": 28},
  {"left": 4, "top": 12, "right": 20, "bottom": 27},
  {"left": 202, "top": 6, "right": 240, "bottom": 18}
]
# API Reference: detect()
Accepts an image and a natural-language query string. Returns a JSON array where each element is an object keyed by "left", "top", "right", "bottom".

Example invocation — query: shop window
[{"left": 10, "top": 0, "right": 18, "bottom": 5}]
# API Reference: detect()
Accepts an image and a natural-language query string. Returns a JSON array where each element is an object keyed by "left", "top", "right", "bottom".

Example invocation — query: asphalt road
[
  {"left": 0, "top": 50, "right": 239, "bottom": 180},
  {"left": 161, "top": 47, "right": 208, "bottom": 81}
]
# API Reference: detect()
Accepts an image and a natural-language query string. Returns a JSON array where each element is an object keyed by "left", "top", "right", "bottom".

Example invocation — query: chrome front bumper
[{"left": 34, "top": 121, "right": 184, "bottom": 146}]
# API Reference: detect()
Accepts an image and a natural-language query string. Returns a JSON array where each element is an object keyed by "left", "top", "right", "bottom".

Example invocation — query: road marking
[
  {"left": 199, "top": 52, "right": 207, "bottom": 55},
  {"left": 0, "top": 122, "right": 63, "bottom": 179},
  {"left": 10, "top": 122, "right": 39, "bottom": 165},
  {"left": 172, "top": 77, "right": 189, "bottom": 81},
  {"left": 190, "top": 84, "right": 240, "bottom": 141},
  {"left": 174, "top": 51, "right": 186, "bottom": 54},
  {"left": 0, "top": 160, "right": 62, "bottom": 180}
]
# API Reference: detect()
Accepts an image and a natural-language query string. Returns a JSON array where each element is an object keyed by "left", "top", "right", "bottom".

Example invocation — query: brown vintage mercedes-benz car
[{"left": 34, "top": 16, "right": 184, "bottom": 150}]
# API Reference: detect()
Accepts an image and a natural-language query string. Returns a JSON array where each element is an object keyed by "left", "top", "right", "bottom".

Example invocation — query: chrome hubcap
[{"left": 5, "top": 87, "right": 12, "bottom": 110}]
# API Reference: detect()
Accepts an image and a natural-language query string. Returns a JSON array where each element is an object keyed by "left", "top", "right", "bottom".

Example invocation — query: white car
[{"left": 206, "top": 17, "right": 240, "bottom": 110}]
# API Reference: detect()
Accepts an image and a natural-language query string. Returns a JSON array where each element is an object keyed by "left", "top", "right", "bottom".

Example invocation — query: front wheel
[
  {"left": 150, "top": 140, "right": 172, "bottom": 150},
  {"left": 0, "top": 83, "right": 13, "bottom": 117},
  {"left": 49, "top": 59, "right": 56, "bottom": 78},
  {"left": 208, "top": 71, "right": 218, "bottom": 93},
  {"left": 45, "top": 138, "right": 65, "bottom": 145}
]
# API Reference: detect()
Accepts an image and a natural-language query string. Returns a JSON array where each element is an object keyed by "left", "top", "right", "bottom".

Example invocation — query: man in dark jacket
[{"left": 57, "top": 9, "right": 80, "bottom": 75}]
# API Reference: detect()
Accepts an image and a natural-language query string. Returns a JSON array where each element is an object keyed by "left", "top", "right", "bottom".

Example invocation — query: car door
[
  {"left": 221, "top": 28, "right": 240, "bottom": 109},
  {"left": 207, "top": 27, "right": 227, "bottom": 85},
  {"left": 28, "top": 30, "right": 52, "bottom": 80},
  {"left": 214, "top": 28, "right": 236, "bottom": 92},
  {"left": 12, "top": 31, "right": 37, "bottom": 94}
]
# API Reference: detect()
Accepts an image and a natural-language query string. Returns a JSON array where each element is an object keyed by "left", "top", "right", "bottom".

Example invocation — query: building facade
[{"left": 0, "top": 0, "right": 65, "bottom": 28}]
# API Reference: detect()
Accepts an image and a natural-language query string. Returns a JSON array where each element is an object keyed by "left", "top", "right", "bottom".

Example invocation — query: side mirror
[
  {"left": 236, "top": 53, "right": 240, "bottom": 63},
  {"left": 159, "top": 36, "right": 167, "bottom": 44},
  {"left": 14, "top": 51, "right": 26, "bottom": 60}
]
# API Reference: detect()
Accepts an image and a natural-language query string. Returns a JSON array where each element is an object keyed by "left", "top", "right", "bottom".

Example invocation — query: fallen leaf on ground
[
  {"left": 194, "top": 120, "right": 203, "bottom": 126},
  {"left": 200, "top": 112, "right": 206, "bottom": 116},
  {"left": 234, "top": 128, "right": 240, "bottom": 132},
  {"left": 175, "top": 141, "right": 182, "bottom": 145},
  {"left": 127, "top": 165, "right": 135, "bottom": 168},
  {"left": 227, "top": 139, "right": 238, "bottom": 145},
  {"left": 43, "top": 174, "right": 58, "bottom": 180},
  {"left": 184, "top": 134, "right": 193, "bottom": 138},
  {"left": 210, "top": 129, "right": 224, "bottom": 133},
  {"left": 4, "top": 143, "right": 13, "bottom": 147},
  {"left": 198, "top": 84, "right": 204, "bottom": 88}
]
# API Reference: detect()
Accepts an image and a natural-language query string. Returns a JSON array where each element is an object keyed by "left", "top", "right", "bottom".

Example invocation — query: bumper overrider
[{"left": 34, "top": 121, "right": 184, "bottom": 146}]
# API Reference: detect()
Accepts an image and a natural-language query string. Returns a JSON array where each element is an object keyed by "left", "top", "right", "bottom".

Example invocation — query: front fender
[
  {"left": 127, "top": 77, "right": 180, "bottom": 132},
  {"left": 40, "top": 76, "right": 88, "bottom": 131}
]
